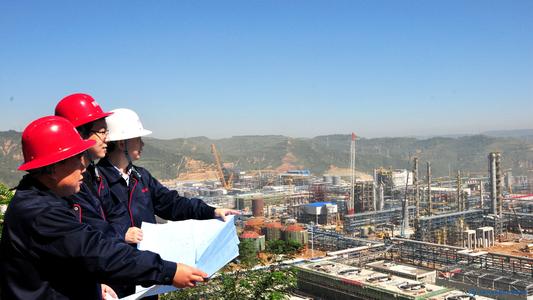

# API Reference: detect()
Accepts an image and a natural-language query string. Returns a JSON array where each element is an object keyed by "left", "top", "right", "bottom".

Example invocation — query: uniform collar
[
  {"left": 97, "top": 157, "right": 124, "bottom": 184},
  {"left": 18, "top": 174, "right": 77, "bottom": 207},
  {"left": 17, "top": 174, "right": 50, "bottom": 192}
]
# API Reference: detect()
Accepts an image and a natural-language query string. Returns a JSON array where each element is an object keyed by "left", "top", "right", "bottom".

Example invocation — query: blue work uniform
[
  {"left": 68, "top": 163, "right": 130, "bottom": 239},
  {"left": 97, "top": 158, "right": 216, "bottom": 228},
  {"left": 0, "top": 175, "right": 177, "bottom": 300},
  {"left": 97, "top": 158, "right": 216, "bottom": 298}
]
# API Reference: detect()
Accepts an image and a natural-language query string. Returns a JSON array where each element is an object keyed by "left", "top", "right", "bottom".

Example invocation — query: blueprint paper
[{"left": 120, "top": 216, "right": 239, "bottom": 300}]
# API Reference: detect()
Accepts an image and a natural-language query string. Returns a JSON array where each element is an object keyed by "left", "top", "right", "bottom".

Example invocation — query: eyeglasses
[{"left": 90, "top": 129, "right": 109, "bottom": 141}]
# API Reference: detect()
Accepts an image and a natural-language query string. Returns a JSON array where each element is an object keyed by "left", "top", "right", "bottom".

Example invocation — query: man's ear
[
  {"left": 47, "top": 165, "right": 58, "bottom": 181},
  {"left": 117, "top": 140, "right": 127, "bottom": 151}
]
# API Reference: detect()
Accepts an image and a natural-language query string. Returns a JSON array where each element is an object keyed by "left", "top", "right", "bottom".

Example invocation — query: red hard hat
[
  {"left": 18, "top": 116, "right": 96, "bottom": 171},
  {"left": 55, "top": 93, "right": 112, "bottom": 127}
]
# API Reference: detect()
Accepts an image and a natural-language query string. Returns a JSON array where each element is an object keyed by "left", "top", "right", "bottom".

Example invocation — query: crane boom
[{"left": 211, "top": 144, "right": 233, "bottom": 190}]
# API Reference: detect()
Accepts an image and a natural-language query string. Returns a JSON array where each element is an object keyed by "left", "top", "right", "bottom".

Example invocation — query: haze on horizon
[{"left": 0, "top": 1, "right": 531, "bottom": 140}]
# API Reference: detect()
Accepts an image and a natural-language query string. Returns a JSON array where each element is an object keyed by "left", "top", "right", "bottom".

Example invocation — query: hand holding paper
[
  {"left": 120, "top": 215, "right": 240, "bottom": 299},
  {"left": 173, "top": 263, "right": 208, "bottom": 288},
  {"left": 214, "top": 208, "right": 241, "bottom": 222}
]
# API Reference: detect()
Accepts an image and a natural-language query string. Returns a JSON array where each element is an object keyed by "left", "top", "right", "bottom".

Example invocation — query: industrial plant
[{"left": 167, "top": 135, "right": 533, "bottom": 300}]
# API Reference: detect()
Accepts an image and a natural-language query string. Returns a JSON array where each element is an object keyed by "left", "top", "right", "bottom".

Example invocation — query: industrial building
[
  {"left": 296, "top": 261, "right": 494, "bottom": 300},
  {"left": 171, "top": 139, "right": 533, "bottom": 300}
]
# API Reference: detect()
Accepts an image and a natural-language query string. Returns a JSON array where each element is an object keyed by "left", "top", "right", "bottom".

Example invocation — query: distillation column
[{"left": 427, "top": 162, "right": 432, "bottom": 216}]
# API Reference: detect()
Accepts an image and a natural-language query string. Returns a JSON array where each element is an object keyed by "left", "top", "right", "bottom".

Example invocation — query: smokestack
[
  {"left": 489, "top": 152, "right": 498, "bottom": 215},
  {"left": 456, "top": 170, "right": 463, "bottom": 212},
  {"left": 414, "top": 157, "right": 419, "bottom": 220},
  {"left": 479, "top": 179, "right": 484, "bottom": 210},
  {"left": 427, "top": 162, "right": 432, "bottom": 216},
  {"left": 349, "top": 132, "right": 357, "bottom": 214},
  {"left": 496, "top": 153, "right": 503, "bottom": 217},
  {"left": 378, "top": 182, "right": 384, "bottom": 210},
  {"left": 373, "top": 169, "right": 377, "bottom": 211}
]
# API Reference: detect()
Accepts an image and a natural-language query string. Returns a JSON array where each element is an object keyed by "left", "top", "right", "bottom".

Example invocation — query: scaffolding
[
  {"left": 309, "top": 182, "right": 326, "bottom": 203},
  {"left": 354, "top": 181, "right": 375, "bottom": 213},
  {"left": 504, "top": 212, "right": 533, "bottom": 233},
  {"left": 343, "top": 206, "right": 416, "bottom": 233},
  {"left": 385, "top": 237, "right": 533, "bottom": 279},
  {"left": 414, "top": 210, "right": 484, "bottom": 245},
  {"left": 307, "top": 226, "right": 381, "bottom": 251}
]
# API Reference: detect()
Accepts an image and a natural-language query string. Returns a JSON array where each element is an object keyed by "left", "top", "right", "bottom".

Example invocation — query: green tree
[
  {"left": 266, "top": 240, "right": 303, "bottom": 255},
  {"left": 238, "top": 239, "right": 258, "bottom": 267},
  {"left": 0, "top": 182, "right": 14, "bottom": 240},
  {"left": 161, "top": 266, "right": 297, "bottom": 300}
]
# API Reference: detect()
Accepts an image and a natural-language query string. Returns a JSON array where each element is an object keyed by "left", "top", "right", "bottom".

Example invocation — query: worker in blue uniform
[
  {"left": 97, "top": 108, "right": 239, "bottom": 297},
  {"left": 0, "top": 116, "right": 207, "bottom": 300},
  {"left": 55, "top": 93, "right": 142, "bottom": 243}
]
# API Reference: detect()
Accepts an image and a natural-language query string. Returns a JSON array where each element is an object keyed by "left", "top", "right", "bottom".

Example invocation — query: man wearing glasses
[{"left": 55, "top": 94, "right": 143, "bottom": 246}]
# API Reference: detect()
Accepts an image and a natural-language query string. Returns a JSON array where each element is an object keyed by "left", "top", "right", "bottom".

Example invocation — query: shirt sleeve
[
  {"left": 142, "top": 169, "right": 216, "bottom": 221},
  {"left": 30, "top": 205, "right": 177, "bottom": 286},
  {"left": 100, "top": 185, "right": 132, "bottom": 235}
]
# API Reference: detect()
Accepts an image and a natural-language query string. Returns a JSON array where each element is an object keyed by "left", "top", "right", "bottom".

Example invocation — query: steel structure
[
  {"left": 414, "top": 210, "right": 484, "bottom": 245},
  {"left": 343, "top": 206, "right": 416, "bottom": 233},
  {"left": 306, "top": 226, "right": 381, "bottom": 251}
]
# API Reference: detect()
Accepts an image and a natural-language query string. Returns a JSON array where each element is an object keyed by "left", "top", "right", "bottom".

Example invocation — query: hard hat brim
[
  {"left": 71, "top": 111, "right": 113, "bottom": 128},
  {"left": 106, "top": 128, "right": 152, "bottom": 142},
  {"left": 18, "top": 139, "right": 96, "bottom": 171}
]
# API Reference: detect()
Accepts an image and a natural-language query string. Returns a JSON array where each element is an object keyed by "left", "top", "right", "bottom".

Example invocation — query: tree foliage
[
  {"left": 238, "top": 239, "right": 259, "bottom": 267},
  {"left": 266, "top": 240, "right": 303, "bottom": 255},
  {"left": 161, "top": 266, "right": 297, "bottom": 300},
  {"left": 0, "top": 182, "right": 14, "bottom": 240},
  {"left": 0, "top": 182, "right": 14, "bottom": 204}
]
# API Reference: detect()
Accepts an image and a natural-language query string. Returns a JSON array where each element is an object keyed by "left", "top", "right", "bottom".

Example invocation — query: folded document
[{"left": 120, "top": 216, "right": 239, "bottom": 300}]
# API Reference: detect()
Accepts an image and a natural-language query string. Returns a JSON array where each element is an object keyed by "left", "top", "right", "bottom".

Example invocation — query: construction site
[{"left": 168, "top": 136, "right": 533, "bottom": 300}]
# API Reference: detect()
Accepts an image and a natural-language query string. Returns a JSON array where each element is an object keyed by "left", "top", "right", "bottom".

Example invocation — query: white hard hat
[{"left": 106, "top": 108, "right": 152, "bottom": 141}]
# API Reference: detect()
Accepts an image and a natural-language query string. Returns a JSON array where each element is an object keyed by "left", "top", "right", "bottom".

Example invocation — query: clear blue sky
[{"left": 1, "top": 0, "right": 532, "bottom": 139}]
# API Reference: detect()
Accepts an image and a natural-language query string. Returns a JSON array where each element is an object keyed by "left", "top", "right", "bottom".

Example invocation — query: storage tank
[
  {"left": 323, "top": 175, "right": 333, "bottom": 184},
  {"left": 263, "top": 222, "right": 283, "bottom": 241},
  {"left": 251, "top": 197, "right": 265, "bottom": 217},
  {"left": 332, "top": 176, "right": 341, "bottom": 185},
  {"left": 239, "top": 231, "right": 265, "bottom": 252},
  {"left": 282, "top": 224, "right": 309, "bottom": 246},
  {"left": 244, "top": 218, "right": 265, "bottom": 233}
]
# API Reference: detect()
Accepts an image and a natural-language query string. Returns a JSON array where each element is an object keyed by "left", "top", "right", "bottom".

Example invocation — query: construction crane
[{"left": 211, "top": 144, "right": 233, "bottom": 190}]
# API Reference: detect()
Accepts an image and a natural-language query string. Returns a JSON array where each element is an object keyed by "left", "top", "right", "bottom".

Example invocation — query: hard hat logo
[{"left": 106, "top": 108, "right": 152, "bottom": 142}]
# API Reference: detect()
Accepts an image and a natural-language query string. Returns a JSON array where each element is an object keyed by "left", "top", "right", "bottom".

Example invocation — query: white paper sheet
[{"left": 119, "top": 216, "right": 239, "bottom": 300}]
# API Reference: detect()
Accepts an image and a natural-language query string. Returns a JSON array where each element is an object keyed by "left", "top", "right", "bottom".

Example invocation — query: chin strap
[{"left": 123, "top": 140, "right": 141, "bottom": 179}]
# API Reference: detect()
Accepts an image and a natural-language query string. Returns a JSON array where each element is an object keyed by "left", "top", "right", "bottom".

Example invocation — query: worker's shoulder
[
  {"left": 6, "top": 190, "right": 67, "bottom": 223},
  {"left": 133, "top": 165, "right": 154, "bottom": 179},
  {"left": 12, "top": 189, "right": 64, "bottom": 208}
]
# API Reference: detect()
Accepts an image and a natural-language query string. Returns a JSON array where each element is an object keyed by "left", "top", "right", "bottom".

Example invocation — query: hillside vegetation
[{"left": 1, "top": 131, "right": 533, "bottom": 187}]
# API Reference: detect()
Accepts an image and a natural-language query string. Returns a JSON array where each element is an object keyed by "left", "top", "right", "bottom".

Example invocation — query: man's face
[
  {"left": 125, "top": 137, "right": 144, "bottom": 161},
  {"left": 86, "top": 118, "right": 108, "bottom": 160},
  {"left": 52, "top": 153, "right": 87, "bottom": 197}
]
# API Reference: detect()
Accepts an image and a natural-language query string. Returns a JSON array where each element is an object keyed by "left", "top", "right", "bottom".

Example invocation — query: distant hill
[
  {"left": 482, "top": 129, "right": 533, "bottom": 138},
  {"left": 1, "top": 131, "right": 533, "bottom": 187}
]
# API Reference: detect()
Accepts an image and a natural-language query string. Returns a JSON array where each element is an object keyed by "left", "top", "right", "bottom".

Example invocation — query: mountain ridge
[{"left": 1, "top": 131, "right": 532, "bottom": 187}]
